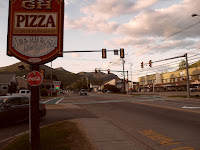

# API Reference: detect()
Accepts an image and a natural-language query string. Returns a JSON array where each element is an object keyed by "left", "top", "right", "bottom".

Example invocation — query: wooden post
[{"left": 30, "top": 64, "right": 40, "bottom": 150}]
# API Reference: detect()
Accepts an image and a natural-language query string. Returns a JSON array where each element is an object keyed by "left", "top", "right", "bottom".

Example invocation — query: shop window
[
  {"left": 148, "top": 80, "right": 152, "bottom": 84},
  {"left": 189, "top": 76, "right": 192, "bottom": 80},
  {"left": 163, "top": 79, "right": 167, "bottom": 83}
]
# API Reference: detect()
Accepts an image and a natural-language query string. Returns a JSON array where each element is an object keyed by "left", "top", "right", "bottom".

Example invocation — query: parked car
[
  {"left": 190, "top": 86, "right": 200, "bottom": 92},
  {"left": 0, "top": 96, "right": 46, "bottom": 125},
  {"left": 80, "top": 89, "right": 87, "bottom": 95},
  {"left": 19, "top": 89, "right": 30, "bottom": 97}
]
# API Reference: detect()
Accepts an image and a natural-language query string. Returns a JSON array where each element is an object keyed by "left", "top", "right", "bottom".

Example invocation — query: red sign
[
  {"left": 27, "top": 71, "right": 43, "bottom": 86},
  {"left": 7, "top": 0, "right": 64, "bottom": 64}
]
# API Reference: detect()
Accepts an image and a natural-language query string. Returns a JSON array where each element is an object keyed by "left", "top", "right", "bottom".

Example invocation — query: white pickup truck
[
  {"left": 190, "top": 86, "right": 200, "bottom": 92},
  {"left": 19, "top": 89, "right": 30, "bottom": 97}
]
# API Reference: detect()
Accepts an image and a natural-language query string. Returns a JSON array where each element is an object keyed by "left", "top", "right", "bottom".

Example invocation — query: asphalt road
[
  {"left": 60, "top": 92, "right": 200, "bottom": 150},
  {"left": 1, "top": 92, "right": 200, "bottom": 150}
]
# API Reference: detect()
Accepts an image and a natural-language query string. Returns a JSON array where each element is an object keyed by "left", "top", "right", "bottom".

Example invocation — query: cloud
[
  {"left": 81, "top": 0, "right": 160, "bottom": 19},
  {"left": 105, "top": 37, "right": 155, "bottom": 48},
  {"left": 116, "top": 0, "right": 200, "bottom": 39},
  {"left": 64, "top": 16, "right": 118, "bottom": 33},
  {"left": 0, "top": 0, "right": 7, "bottom": 10},
  {"left": 64, "top": 0, "right": 162, "bottom": 33},
  {"left": 71, "top": 53, "right": 80, "bottom": 58},
  {"left": 65, "top": 0, "right": 200, "bottom": 58}
]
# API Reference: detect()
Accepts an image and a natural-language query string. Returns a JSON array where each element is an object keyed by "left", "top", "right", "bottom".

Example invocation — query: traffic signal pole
[
  {"left": 144, "top": 54, "right": 190, "bottom": 97},
  {"left": 122, "top": 59, "right": 126, "bottom": 94}
]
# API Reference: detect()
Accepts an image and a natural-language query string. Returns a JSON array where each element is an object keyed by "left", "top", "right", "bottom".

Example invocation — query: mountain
[
  {"left": 190, "top": 60, "right": 200, "bottom": 68},
  {"left": 0, "top": 62, "right": 120, "bottom": 87}
]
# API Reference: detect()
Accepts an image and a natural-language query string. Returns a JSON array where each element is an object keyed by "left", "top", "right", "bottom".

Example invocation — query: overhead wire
[{"left": 126, "top": 2, "right": 200, "bottom": 60}]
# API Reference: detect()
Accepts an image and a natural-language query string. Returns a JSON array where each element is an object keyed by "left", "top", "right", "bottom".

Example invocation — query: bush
[{"left": 104, "top": 84, "right": 121, "bottom": 93}]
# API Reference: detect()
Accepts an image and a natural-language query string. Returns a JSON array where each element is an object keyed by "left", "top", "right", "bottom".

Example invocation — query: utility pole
[
  {"left": 86, "top": 76, "right": 88, "bottom": 90},
  {"left": 127, "top": 71, "right": 129, "bottom": 94},
  {"left": 130, "top": 64, "right": 133, "bottom": 90},
  {"left": 185, "top": 53, "right": 190, "bottom": 98},
  {"left": 122, "top": 59, "right": 126, "bottom": 94}
]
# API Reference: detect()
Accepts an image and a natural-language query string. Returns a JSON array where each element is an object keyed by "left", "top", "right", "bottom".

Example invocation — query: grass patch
[{"left": 3, "top": 121, "right": 94, "bottom": 150}]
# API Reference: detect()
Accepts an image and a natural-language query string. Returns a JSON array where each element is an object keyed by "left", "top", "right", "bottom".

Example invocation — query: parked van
[{"left": 19, "top": 89, "right": 30, "bottom": 97}]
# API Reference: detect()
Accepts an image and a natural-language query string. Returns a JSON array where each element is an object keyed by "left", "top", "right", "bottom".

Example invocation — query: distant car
[
  {"left": 0, "top": 96, "right": 46, "bottom": 125},
  {"left": 59, "top": 89, "right": 65, "bottom": 94},
  {"left": 19, "top": 89, "right": 30, "bottom": 97},
  {"left": 74, "top": 89, "right": 79, "bottom": 93},
  {"left": 80, "top": 89, "right": 87, "bottom": 95},
  {"left": 106, "top": 90, "right": 111, "bottom": 93}
]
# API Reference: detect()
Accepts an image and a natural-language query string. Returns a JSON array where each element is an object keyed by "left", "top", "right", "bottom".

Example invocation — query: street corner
[{"left": 45, "top": 104, "right": 66, "bottom": 110}]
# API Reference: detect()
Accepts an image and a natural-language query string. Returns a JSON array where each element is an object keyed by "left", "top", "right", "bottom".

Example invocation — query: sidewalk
[
  {"left": 46, "top": 104, "right": 147, "bottom": 150},
  {"left": 79, "top": 118, "right": 147, "bottom": 150}
]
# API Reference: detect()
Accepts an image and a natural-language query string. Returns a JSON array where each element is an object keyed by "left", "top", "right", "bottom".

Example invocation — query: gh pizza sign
[{"left": 7, "top": 0, "right": 64, "bottom": 64}]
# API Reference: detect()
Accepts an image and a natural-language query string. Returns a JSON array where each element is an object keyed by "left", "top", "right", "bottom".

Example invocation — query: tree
[
  {"left": 46, "top": 74, "right": 58, "bottom": 80},
  {"left": 104, "top": 84, "right": 120, "bottom": 93},
  {"left": 178, "top": 60, "right": 186, "bottom": 70},
  {"left": 8, "top": 82, "right": 17, "bottom": 94}
]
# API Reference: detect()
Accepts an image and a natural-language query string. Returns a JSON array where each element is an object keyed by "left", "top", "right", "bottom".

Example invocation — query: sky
[{"left": 0, "top": 0, "right": 200, "bottom": 81}]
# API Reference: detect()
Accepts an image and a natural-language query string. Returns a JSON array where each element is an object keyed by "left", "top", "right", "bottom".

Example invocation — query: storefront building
[{"left": 138, "top": 66, "right": 200, "bottom": 92}]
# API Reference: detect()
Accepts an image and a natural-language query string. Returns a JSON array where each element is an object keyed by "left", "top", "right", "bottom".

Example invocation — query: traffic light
[
  {"left": 149, "top": 60, "right": 152, "bottom": 67},
  {"left": 114, "top": 49, "right": 118, "bottom": 55},
  {"left": 141, "top": 62, "right": 143, "bottom": 68},
  {"left": 120, "top": 48, "right": 124, "bottom": 58},
  {"left": 102, "top": 49, "right": 106, "bottom": 58},
  {"left": 95, "top": 68, "right": 98, "bottom": 73},
  {"left": 108, "top": 69, "right": 110, "bottom": 74}
]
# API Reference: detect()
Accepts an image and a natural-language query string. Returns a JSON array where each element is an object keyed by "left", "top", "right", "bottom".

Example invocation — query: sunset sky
[{"left": 0, "top": 0, "right": 200, "bottom": 81}]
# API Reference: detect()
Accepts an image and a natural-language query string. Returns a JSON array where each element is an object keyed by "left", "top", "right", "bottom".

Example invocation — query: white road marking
[
  {"left": 55, "top": 97, "right": 64, "bottom": 104},
  {"left": 44, "top": 97, "right": 58, "bottom": 103},
  {"left": 182, "top": 106, "right": 200, "bottom": 109}
]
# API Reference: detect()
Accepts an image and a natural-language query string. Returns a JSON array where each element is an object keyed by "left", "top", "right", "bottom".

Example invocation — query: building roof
[{"left": 0, "top": 74, "right": 16, "bottom": 84}]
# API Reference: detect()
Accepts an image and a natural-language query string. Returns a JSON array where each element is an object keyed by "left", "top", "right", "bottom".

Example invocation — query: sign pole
[
  {"left": 7, "top": 0, "right": 64, "bottom": 149},
  {"left": 30, "top": 64, "right": 40, "bottom": 150}
]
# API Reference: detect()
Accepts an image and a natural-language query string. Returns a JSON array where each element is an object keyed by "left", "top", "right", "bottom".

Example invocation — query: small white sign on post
[{"left": 53, "top": 81, "right": 61, "bottom": 85}]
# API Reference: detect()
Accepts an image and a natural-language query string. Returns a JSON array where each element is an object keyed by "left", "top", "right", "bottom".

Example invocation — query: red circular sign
[{"left": 27, "top": 71, "right": 43, "bottom": 86}]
